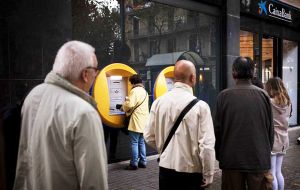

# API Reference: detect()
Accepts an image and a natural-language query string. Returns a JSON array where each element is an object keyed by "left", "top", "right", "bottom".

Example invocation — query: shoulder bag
[
  {"left": 157, "top": 98, "right": 199, "bottom": 162},
  {"left": 122, "top": 91, "right": 147, "bottom": 135}
]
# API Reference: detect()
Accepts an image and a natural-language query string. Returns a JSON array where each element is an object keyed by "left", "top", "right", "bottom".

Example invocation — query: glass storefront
[
  {"left": 262, "top": 36, "right": 274, "bottom": 83},
  {"left": 124, "top": 1, "right": 220, "bottom": 110},
  {"left": 72, "top": 0, "right": 220, "bottom": 111},
  {"left": 240, "top": 30, "right": 299, "bottom": 125},
  {"left": 72, "top": 0, "right": 220, "bottom": 161},
  {"left": 282, "top": 40, "right": 298, "bottom": 125},
  {"left": 240, "top": 30, "right": 260, "bottom": 78},
  {"left": 240, "top": 30, "right": 275, "bottom": 83}
]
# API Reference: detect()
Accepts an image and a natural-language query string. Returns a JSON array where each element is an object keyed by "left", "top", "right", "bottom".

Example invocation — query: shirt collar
[{"left": 173, "top": 82, "right": 193, "bottom": 94}]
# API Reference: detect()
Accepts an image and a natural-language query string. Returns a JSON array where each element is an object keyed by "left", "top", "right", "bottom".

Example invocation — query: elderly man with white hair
[{"left": 13, "top": 41, "right": 108, "bottom": 190}]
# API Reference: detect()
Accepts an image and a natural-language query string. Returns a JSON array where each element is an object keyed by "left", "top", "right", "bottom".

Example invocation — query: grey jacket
[
  {"left": 215, "top": 80, "right": 274, "bottom": 171},
  {"left": 271, "top": 99, "right": 292, "bottom": 154}
]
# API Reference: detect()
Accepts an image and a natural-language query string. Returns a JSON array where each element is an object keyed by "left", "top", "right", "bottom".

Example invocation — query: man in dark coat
[{"left": 215, "top": 57, "right": 274, "bottom": 190}]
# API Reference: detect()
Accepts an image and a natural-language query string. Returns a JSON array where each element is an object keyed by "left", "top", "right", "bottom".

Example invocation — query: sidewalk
[{"left": 108, "top": 127, "right": 300, "bottom": 190}]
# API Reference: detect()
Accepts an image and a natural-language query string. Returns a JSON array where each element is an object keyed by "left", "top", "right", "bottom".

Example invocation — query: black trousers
[{"left": 159, "top": 167, "right": 205, "bottom": 190}]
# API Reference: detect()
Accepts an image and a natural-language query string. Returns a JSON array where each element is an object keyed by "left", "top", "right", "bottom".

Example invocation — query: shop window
[
  {"left": 240, "top": 31, "right": 254, "bottom": 59},
  {"left": 240, "top": 30, "right": 260, "bottom": 78},
  {"left": 262, "top": 37, "right": 273, "bottom": 83},
  {"left": 124, "top": 1, "right": 220, "bottom": 113},
  {"left": 282, "top": 40, "right": 298, "bottom": 125}
]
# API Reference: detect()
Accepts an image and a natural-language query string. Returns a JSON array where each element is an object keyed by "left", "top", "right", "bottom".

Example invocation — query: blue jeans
[{"left": 129, "top": 131, "right": 147, "bottom": 166}]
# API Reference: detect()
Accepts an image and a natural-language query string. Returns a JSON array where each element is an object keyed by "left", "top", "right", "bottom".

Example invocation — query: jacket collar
[
  {"left": 44, "top": 71, "right": 98, "bottom": 109},
  {"left": 235, "top": 79, "right": 252, "bottom": 86},
  {"left": 132, "top": 83, "right": 144, "bottom": 89},
  {"left": 174, "top": 82, "right": 193, "bottom": 95}
]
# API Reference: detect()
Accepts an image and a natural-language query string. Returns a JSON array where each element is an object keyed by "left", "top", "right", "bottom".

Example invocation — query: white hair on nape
[{"left": 53, "top": 40, "right": 95, "bottom": 81}]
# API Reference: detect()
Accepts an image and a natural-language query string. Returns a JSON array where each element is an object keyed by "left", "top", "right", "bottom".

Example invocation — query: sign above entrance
[
  {"left": 258, "top": 0, "right": 292, "bottom": 22},
  {"left": 241, "top": 0, "right": 300, "bottom": 27}
]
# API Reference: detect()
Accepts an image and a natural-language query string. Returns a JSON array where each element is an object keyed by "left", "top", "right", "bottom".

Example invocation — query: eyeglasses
[{"left": 85, "top": 66, "right": 98, "bottom": 72}]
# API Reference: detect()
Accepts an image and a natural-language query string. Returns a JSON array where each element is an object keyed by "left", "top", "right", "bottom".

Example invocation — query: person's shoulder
[
  {"left": 150, "top": 92, "right": 172, "bottom": 109},
  {"left": 26, "top": 83, "right": 47, "bottom": 96},
  {"left": 197, "top": 99, "right": 211, "bottom": 110},
  {"left": 151, "top": 96, "right": 162, "bottom": 107},
  {"left": 217, "top": 87, "right": 233, "bottom": 97},
  {"left": 132, "top": 86, "right": 146, "bottom": 93},
  {"left": 250, "top": 85, "right": 270, "bottom": 98},
  {"left": 50, "top": 87, "right": 96, "bottom": 114},
  {"left": 65, "top": 95, "right": 95, "bottom": 110}
]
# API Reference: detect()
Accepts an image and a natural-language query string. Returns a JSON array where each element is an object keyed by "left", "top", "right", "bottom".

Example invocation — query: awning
[{"left": 146, "top": 51, "right": 204, "bottom": 66}]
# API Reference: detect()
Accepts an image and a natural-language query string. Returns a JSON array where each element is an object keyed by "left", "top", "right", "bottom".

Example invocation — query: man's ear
[
  {"left": 81, "top": 69, "right": 89, "bottom": 83},
  {"left": 232, "top": 71, "right": 237, "bottom": 79},
  {"left": 190, "top": 73, "right": 196, "bottom": 86}
]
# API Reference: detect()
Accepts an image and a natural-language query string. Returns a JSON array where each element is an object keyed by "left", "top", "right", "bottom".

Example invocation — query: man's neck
[
  {"left": 71, "top": 80, "right": 88, "bottom": 93},
  {"left": 235, "top": 79, "right": 251, "bottom": 85}
]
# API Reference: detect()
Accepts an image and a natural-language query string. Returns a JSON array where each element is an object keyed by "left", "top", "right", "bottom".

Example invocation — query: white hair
[{"left": 53, "top": 40, "right": 95, "bottom": 81}]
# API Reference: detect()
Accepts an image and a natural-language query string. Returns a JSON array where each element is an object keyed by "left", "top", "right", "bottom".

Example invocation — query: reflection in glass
[
  {"left": 262, "top": 37, "right": 273, "bottom": 83},
  {"left": 282, "top": 40, "right": 298, "bottom": 125},
  {"left": 72, "top": 0, "right": 121, "bottom": 67},
  {"left": 240, "top": 30, "right": 260, "bottom": 78},
  {"left": 240, "top": 30, "right": 254, "bottom": 59},
  {"left": 125, "top": 1, "right": 219, "bottom": 112}
]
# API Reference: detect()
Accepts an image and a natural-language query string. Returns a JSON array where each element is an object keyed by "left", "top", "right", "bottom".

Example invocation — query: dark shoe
[
  {"left": 125, "top": 164, "right": 138, "bottom": 170},
  {"left": 138, "top": 163, "right": 146, "bottom": 168}
]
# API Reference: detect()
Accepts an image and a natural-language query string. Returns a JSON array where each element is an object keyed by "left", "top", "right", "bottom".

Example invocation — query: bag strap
[
  {"left": 158, "top": 98, "right": 199, "bottom": 162},
  {"left": 128, "top": 90, "right": 147, "bottom": 116}
]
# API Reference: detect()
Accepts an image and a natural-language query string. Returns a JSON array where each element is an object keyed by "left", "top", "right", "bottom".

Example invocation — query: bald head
[{"left": 174, "top": 60, "right": 196, "bottom": 87}]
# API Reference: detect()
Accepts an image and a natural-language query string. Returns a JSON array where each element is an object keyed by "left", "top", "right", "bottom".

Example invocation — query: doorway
[
  {"left": 240, "top": 30, "right": 299, "bottom": 125},
  {"left": 240, "top": 31, "right": 277, "bottom": 84}
]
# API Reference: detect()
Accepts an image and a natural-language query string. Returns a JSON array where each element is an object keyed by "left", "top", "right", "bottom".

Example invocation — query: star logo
[{"left": 258, "top": 0, "right": 268, "bottom": 15}]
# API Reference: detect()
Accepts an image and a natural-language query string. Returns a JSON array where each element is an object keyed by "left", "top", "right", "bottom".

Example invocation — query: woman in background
[{"left": 265, "top": 77, "right": 292, "bottom": 190}]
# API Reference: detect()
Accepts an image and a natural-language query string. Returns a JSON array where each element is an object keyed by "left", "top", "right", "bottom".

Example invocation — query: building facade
[{"left": 1, "top": 0, "right": 299, "bottom": 163}]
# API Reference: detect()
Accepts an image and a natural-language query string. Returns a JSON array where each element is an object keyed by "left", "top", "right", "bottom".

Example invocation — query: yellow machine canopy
[{"left": 93, "top": 63, "right": 136, "bottom": 128}]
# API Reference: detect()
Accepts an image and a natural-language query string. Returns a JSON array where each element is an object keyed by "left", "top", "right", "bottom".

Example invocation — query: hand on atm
[{"left": 116, "top": 104, "right": 122, "bottom": 110}]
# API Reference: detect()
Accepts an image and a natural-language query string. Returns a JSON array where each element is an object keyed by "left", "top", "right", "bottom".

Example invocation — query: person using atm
[{"left": 117, "top": 74, "right": 149, "bottom": 170}]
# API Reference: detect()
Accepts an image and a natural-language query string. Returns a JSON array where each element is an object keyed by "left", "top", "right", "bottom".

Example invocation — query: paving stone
[{"left": 109, "top": 140, "right": 300, "bottom": 190}]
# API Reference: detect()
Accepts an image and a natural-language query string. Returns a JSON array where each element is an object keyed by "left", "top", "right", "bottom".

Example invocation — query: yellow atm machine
[
  {"left": 93, "top": 63, "right": 137, "bottom": 128},
  {"left": 153, "top": 66, "right": 175, "bottom": 100},
  {"left": 148, "top": 51, "right": 204, "bottom": 100}
]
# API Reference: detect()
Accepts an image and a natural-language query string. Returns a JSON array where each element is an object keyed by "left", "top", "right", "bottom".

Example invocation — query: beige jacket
[
  {"left": 14, "top": 72, "right": 108, "bottom": 190},
  {"left": 144, "top": 82, "right": 215, "bottom": 184},
  {"left": 122, "top": 84, "right": 149, "bottom": 133},
  {"left": 271, "top": 98, "right": 292, "bottom": 154}
]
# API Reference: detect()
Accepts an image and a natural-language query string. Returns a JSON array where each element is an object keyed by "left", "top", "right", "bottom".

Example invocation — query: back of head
[
  {"left": 129, "top": 74, "right": 142, "bottom": 85},
  {"left": 232, "top": 57, "right": 254, "bottom": 79},
  {"left": 174, "top": 60, "right": 196, "bottom": 87},
  {"left": 265, "top": 77, "right": 290, "bottom": 106},
  {"left": 53, "top": 41, "right": 95, "bottom": 81}
]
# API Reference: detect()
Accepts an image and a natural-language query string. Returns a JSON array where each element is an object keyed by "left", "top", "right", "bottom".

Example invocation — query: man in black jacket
[{"left": 214, "top": 57, "right": 274, "bottom": 190}]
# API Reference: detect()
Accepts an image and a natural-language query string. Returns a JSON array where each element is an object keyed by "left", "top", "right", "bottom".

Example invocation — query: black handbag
[
  {"left": 121, "top": 92, "right": 147, "bottom": 135},
  {"left": 121, "top": 115, "right": 131, "bottom": 135}
]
